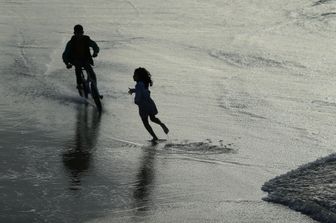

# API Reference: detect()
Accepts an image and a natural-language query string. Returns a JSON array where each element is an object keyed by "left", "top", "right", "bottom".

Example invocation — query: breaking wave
[{"left": 262, "top": 153, "right": 336, "bottom": 223}]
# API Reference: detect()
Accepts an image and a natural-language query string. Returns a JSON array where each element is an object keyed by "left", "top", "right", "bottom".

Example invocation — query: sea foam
[{"left": 262, "top": 153, "right": 336, "bottom": 223}]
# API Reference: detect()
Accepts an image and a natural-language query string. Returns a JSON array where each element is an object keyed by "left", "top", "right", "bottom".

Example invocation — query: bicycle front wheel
[{"left": 90, "top": 82, "right": 102, "bottom": 113}]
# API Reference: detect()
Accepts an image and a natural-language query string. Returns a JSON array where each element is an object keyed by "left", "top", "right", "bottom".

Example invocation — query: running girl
[{"left": 128, "top": 67, "right": 169, "bottom": 141}]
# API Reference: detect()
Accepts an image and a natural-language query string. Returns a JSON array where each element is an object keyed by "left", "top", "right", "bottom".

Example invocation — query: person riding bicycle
[{"left": 62, "top": 24, "right": 102, "bottom": 98}]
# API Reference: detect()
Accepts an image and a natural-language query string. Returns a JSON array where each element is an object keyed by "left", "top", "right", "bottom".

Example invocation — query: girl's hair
[{"left": 134, "top": 67, "right": 153, "bottom": 88}]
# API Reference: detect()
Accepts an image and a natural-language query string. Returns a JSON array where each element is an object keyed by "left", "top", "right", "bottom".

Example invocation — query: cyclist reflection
[{"left": 62, "top": 105, "right": 101, "bottom": 190}]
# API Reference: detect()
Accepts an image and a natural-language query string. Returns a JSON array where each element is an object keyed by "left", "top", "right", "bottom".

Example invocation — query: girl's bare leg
[
  {"left": 150, "top": 115, "right": 169, "bottom": 134},
  {"left": 141, "top": 116, "right": 158, "bottom": 140}
]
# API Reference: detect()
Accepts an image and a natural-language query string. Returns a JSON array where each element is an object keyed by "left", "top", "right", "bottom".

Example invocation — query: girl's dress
[{"left": 134, "top": 81, "right": 158, "bottom": 118}]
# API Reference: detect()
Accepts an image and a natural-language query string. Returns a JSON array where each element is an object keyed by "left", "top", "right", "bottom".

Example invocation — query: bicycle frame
[{"left": 78, "top": 68, "right": 102, "bottom": 113}]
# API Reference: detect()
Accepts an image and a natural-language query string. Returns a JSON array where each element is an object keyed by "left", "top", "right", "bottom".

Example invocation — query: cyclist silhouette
[{"left": 62, "top": 24, "right": 102, "bottom": 97}]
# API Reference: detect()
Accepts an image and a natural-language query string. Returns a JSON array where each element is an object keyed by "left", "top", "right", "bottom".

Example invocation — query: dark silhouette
[
  {"left": 128, "top": 67, "right": 169, "bottom": 141},
  {"left": 133, "top": 142, "right": 158, "bottom": 213},
  {"left": 62, "top": 105, "right": 101, "bottom": 189},
  {"left": 62, "top": 24, "right": 101, "bottom": 97}
]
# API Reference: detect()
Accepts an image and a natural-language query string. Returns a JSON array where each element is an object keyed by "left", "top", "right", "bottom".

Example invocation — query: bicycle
[{"left": 76, "top": 67, "right": 102, "bottom": 113}]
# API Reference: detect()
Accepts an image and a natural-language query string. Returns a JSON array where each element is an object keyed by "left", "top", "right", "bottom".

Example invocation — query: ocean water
[{"left": 1, "top": 0, "right": 336, "bottom": 222}]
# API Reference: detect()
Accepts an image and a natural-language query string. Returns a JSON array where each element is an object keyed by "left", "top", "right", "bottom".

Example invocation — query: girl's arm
[{"left": 62, "top": 40, "right": 72, "bottom": 65}]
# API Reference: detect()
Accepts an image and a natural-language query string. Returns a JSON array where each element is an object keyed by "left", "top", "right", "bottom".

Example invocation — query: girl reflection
[{"left": 133, "top": 142, "right": 158, "bottom": 214}]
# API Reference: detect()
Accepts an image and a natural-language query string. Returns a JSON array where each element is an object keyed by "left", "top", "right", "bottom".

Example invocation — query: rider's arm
[
  {"left": 89, "top": 39, "right": 99, "bottom": 57},
  {"left": 62, "top": 41, "right": 72, "bottom": 65}
]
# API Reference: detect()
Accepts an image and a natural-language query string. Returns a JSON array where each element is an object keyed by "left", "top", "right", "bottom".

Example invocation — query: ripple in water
[
  {"left": 163, "top": 140, "right": 235, "bottom": 155},
  {"left": 208, "top": 51, "right": 305, "bottom": 69}
]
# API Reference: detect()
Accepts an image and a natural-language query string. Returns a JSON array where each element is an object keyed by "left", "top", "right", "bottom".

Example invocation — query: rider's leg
[
  {"left": 75, "top": 65, "right": 83, "bottom": 87},
  {"left": 84, "top": 64, "right": 97, "bottom": 85}
]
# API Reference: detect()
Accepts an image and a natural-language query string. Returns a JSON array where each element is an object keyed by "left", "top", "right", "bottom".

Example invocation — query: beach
[{"left": 1, "top": 0, "right": 336, "bottom": 222}]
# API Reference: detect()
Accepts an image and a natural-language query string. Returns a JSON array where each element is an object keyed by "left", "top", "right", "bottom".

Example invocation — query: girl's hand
[{"left": 128, "top": 88, "right": 135, "bottom": 95}]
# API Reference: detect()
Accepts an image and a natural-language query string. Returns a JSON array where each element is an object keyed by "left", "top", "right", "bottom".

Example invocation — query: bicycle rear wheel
[{"left": 90, "top": 82, "right": 102, "bottom": 113}]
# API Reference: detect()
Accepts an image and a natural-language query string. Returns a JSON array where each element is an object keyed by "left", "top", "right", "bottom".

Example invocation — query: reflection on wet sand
[
  {"left": 133, "top": 142, "right": 159, "bottom": 216},
  {"left": 62, "top": 106, "right": 101, "bottom": 190}
]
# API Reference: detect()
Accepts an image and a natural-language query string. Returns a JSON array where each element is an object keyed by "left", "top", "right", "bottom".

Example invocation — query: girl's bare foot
[
  {"left": 151, "top": 137, "right": 158, "bottom": 142},
  {"left": 162, "top": 124, "right": 169, "bottom": 134}
]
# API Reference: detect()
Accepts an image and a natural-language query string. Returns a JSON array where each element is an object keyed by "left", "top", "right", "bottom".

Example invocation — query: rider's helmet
[{"left": 74, "top": 24, "right": 84, "bottom": 35}]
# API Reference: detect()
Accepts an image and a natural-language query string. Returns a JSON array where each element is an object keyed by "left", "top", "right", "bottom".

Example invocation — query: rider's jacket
[{"left": 62, "top": 35, "right": 99, "bottom": 66}]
